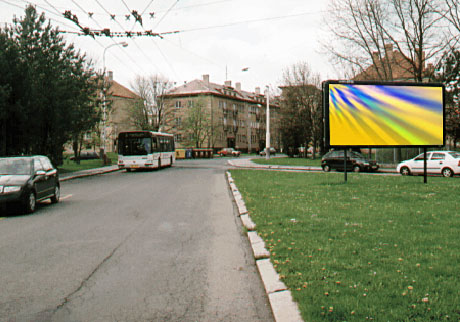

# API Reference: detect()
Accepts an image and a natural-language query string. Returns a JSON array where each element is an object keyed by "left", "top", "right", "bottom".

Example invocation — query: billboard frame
[{"left": 322, "top": 80, "right": 446, "bottom": 149}]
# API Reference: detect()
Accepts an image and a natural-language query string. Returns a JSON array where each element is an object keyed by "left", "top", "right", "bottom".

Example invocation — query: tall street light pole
[
  {"left": 101, "top": 42, "right": 128, "bottom": 162},
  {"left": 265, "top": 85, "right": 270, "bottom": 159}
]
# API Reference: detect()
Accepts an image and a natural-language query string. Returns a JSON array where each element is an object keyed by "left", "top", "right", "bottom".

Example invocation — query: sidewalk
[{"left": 59, "top": 165, "right": 121, "bottom": 182}]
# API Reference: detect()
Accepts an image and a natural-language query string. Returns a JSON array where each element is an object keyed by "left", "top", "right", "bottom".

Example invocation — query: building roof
[
  {"left": 163, "top": 75, "right": 278, "bottom": 106},
  {"left": 108, "top": 79, "right": 141, "bottom": 100},
  {"left": 353, "top": 44, "right": 434, "bottom": 81}
]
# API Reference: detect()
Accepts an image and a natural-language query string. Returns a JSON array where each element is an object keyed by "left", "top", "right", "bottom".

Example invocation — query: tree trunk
[{"left": 72, "top": 136, "right": 81, "bottom": 165}]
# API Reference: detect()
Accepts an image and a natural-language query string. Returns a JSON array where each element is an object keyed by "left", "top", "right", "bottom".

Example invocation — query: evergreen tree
[{"left": 0, "top": 5, "right": 104, "bottom": 165}]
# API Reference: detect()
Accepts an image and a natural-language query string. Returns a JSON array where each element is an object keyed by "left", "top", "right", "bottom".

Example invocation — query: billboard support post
[
  {"left": 424, "top": 148, "right": 428, "bottom": 184},
  {"left": 344, "top": 149, "right": 348, "bottom": 182}
]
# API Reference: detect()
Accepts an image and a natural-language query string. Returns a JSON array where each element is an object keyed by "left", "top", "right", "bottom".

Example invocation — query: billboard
[{"left": 323, "top": 81, "right": 445, "bottom": 147}]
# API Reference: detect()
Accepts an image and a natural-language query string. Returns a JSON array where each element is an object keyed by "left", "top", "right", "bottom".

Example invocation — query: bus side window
[
  {"left": 160, "top": 138, "right": 165, "bottom": 152},
  {"left": 152, "top": 137, "right": 159, "bottom": 152}
]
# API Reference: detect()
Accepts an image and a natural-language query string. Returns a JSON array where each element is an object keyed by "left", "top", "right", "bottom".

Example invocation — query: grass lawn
[
  {"left": 252, "top": 157, "right": 322, "bottom": 167},
  {"left": 230, "top": 170, "right": 460, "bottom": 321},
  {"left": 59, "top": 152, "right": 118, "bottom": 173}
]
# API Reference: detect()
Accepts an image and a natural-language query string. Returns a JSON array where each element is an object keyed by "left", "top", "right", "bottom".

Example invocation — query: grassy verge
[
  {"left": 59, "top": 152, "right": 118, "bottom": 173},
  {"left": 252, "top": 157, "right": 322, "bottom": 167},
  {"left": 230, "top": 170, "right": 460, "bottom": 321}
]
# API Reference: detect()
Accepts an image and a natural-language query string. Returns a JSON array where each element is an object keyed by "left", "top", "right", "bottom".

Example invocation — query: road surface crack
[{"left": 52, "top": 219, "right": 147, "bottom": 314}]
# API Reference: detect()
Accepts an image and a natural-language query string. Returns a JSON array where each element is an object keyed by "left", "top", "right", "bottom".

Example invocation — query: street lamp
[{"left": 100, "top": 42, "right": 128, "bottom": 162}]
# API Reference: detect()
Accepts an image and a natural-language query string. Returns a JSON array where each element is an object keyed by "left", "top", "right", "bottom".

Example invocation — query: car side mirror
[{"left": 36, "top": 170, "right": 46, "bottom": 176}]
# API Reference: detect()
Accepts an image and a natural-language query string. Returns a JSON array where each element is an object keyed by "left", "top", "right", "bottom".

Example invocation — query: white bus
[{"left": 117, "top": 131, "right": 175, "bottom": 171}]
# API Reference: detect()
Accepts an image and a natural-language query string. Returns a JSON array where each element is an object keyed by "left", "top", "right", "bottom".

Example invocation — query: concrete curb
[
  {"left": 226, "top": 171, "right": 303, "bottom": 322},
  {"left": 60, "top": 167, "right": 121, "bottom": 182}
]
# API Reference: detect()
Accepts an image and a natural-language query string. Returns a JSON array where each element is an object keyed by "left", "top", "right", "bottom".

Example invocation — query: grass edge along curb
[{"left": 226, "top": 171, "right": 303, "bottom": 322}]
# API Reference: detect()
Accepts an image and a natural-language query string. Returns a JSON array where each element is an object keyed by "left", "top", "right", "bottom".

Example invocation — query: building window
[
  {"left": 175, "top": 101, "right": 182, "bottom": 108},
  {"left": 188, "top": 100, "right": 194, "bottom": 107},
  {"left": 175, "top": 117, "right": 182, "bottom": 126},
  {"left": 174, "top": 134, "right": 182, "bottom": 142}
]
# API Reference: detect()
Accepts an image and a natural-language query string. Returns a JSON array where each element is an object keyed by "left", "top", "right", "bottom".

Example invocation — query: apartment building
[
  {"left": 100, "top": 72, "right": 142, "bottom": 152},
  {"left": 161, "top": 75, "right": 280, "bottom": 152}
]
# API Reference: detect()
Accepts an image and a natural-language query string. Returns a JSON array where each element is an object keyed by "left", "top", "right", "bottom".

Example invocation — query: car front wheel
[
  {"left": 323, "top": 164, "right": 331, "bottom": 172},
  {"left": 400, "top": 167, "right": 411, "bottom": 176},
  {"left": 23, "top": 190, "right": 36, "bottom": 214},
  {"left": 442, "top": 167, "right": 454, "bottom": 178},
  {"left": 353, "top": 165, "right": 361, "bottom": 172},
  {"left": 50, "top": 185, "right": 60, "bottom": 204}
]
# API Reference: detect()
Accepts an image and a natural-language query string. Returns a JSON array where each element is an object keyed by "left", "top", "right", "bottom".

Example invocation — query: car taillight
[{"left": 458, "top": 160, "right": 460, "bottom": 167}]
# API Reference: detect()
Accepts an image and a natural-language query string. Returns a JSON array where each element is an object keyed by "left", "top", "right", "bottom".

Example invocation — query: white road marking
[{"left": 60, "top": 194, "right": 73, "bottom": 201}]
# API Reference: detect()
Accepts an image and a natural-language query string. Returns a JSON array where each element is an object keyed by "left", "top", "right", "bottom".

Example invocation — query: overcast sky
[{"left": 1, "top": 0, "right": 336, "bottom": 93}]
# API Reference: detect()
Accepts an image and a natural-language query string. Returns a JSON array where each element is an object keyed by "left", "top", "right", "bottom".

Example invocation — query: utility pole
[
  {"left": 265, "top": 85, "right": 270, "bottom": 159},
  {"left": 101, "top": 41, "right": 128, "bottom": 163}
]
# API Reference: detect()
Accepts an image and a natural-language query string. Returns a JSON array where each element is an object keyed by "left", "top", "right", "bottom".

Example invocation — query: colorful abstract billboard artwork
[{"left": 323, "top": 81, "right": 445, "bottom": 147}]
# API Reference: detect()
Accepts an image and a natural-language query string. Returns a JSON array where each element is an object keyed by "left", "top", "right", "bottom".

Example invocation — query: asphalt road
[{"left": 0, "top": 158, "right": 274, "bottom": 322}]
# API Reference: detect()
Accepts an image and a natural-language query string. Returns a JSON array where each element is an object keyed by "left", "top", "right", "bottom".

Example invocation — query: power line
[
  {"left": 2, "top": 0, "right": 79, "bottom": 31},
  {"left": 94, "top": 0, "right": 156, "bottom": 71},
  {"left": 34, "top": 0, "right": 230, "bottom": 19},
  {"left": 0, "top": 0, "right": 24, "bottom": 10},
  {"left": 154, "top": 0, "right": 180, "bottom": 30},
  {"left": 70, "top": 1, "right": 145, "bottom": 75},
  {"left": 115, "top": 0, "right": 181, "bottom": 79},
  {"left": 140, "top": 0, "right": 155, "bottom": 16},
  {"left": 119, "top": 0, "right": 142, "bottom": 26},
  {"left": 164, "top": 9, "right": 330, "bottom": 34}
]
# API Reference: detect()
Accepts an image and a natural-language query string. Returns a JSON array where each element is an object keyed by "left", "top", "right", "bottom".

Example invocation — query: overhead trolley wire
[
  {"left": 69, "top": 0, "right": 144, "bottom": 75},
  {"left": 94, "top": 0, "right": 161, "bottom": 74},
  {"left": 153, "top": 0, "right": 180, "bottom": 30},
  {"left": 117, "top": 0, "right": 181, "bottom": 79},
  {"left": 164, "top": 9, "right": 330, "bottom": 34},
  {"left": 2, "top": 0, "right": 79, "bottom": 31}
]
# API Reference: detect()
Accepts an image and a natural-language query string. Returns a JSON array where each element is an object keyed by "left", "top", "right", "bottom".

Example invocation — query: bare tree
[
  {"left": 280, "top": 62, "right": 323, "bottom": 158},
  {"left": 445, "top": 0, "right": 460, "bottom": 36},
  {"left": 324, "top": 0, "right": 450, "bottom": 81},
  {"left": 130, "top": 74, "right": 174, "bottom": 131},
  {"left": 323, "top": 0, "right": 394, "bottom": 80}
]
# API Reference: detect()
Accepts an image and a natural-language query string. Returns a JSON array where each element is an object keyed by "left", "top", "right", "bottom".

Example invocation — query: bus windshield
[{"left": 119, "top": 135, "right": 153, "bottom": 156}]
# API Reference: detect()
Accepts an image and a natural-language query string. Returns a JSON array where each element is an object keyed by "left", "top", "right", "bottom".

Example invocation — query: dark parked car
[
  {"left": 321, "top": 150, "right": 379, "bottom": 173},
  {"left": 0, "top": 156, "right": 60, "bottom": 213},
  {"left": 70, "top": 151, "right": 99, "bottom": 161}
]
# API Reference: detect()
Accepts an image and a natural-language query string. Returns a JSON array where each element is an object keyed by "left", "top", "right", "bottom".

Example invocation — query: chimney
[
  {"left": 384, "top": 44, "right": 393, "bottom": 61},
  {"left": 235, "top": 82, "right": 241, "bottom": 91},
  {"left": 255, "top": 87, "right": 260, "bottom": 95},
  {"left": 107, "top": 71, "right": 113, "bottom": 81},
  {"left": 202, "top": 74, "right": 210, "bottom": 85},
  {"left": 224, "top": 80, "right": 232, "bottom": 87},
  {"left": 371, "top": 51, "right": 379, "bottom": 63}
]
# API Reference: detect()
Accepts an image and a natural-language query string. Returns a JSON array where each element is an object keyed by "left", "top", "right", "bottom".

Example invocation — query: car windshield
[
  {"left": 0, "top": 158, "right": 32, "bottom": 175},
  {"left": 449, "top": 152, "right": 460, "bottom": 158}
]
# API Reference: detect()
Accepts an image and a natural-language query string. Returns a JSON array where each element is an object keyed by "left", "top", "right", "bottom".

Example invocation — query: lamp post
[
  {"left": 101, "top": 42, "right": 128, "bottom": 162},
  {"left": 265, "top": 85, "right": 270, "bottom": 159}
]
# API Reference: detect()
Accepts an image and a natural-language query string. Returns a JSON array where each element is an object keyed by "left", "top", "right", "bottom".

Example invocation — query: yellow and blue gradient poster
[{"left": 328, "top": 83, "right": 444, "bottom": 146}]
